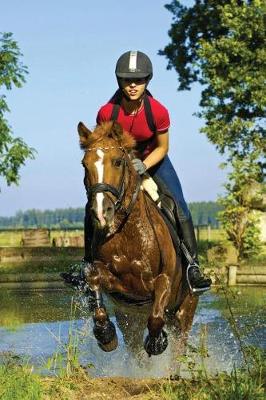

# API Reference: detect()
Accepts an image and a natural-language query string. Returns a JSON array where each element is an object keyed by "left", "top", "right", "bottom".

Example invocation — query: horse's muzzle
[{"left": 91, "top": 194, "right": 115, "bottom": 230}]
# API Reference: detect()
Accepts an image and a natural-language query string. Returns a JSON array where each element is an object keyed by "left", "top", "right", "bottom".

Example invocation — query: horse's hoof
[
  {"left": 98, "top": 334, "right": 118, "bottom": 352},
  {"left": 93, "top": 319, "right": 117, "bottom": 349},
  {"left": 144, "top": 329, "right": 168, "bottom": 356}
]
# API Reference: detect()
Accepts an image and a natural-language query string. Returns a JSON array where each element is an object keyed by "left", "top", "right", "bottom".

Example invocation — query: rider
[{"left": 94, "top": 50, "right": 212, "bottom": 293}]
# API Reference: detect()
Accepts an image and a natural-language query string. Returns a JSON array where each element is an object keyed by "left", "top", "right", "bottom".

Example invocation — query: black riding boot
[
  {"left": 151, "top": 174, "right": 211, "bottom": 293},
  {"left": 179, "top": 217, "right": 212, "bottom": 293}
]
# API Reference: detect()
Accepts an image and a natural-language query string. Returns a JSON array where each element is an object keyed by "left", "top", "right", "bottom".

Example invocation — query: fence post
[
  {"left": 207, "top": 224, "right": 211, "bottom": 241},
  {"left": 196, "top": 226, "right": 200, "bottom": 242},
  {"left": 228, "top": 265, "right": 237, "bottom": 286}
]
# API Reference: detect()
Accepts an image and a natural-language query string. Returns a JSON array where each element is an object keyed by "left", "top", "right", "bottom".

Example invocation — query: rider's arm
[{"left": 143, "top": 131, "right": 169, "bottom": 170}]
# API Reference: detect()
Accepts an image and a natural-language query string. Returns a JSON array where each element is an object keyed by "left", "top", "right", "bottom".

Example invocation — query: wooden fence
[
  {"left": 0, "top": 228, "right": 84, "bottom": 248},
  {"left": 21, "top": 228, "right": 50, "bottom": 247},
  {"left": 228, "top": 265, "right": 266, "bottom": 286}
]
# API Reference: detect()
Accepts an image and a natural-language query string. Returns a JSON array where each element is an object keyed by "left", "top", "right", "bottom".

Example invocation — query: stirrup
[{"left": 186, "top": 263, "right": 211, "bottom": 295}]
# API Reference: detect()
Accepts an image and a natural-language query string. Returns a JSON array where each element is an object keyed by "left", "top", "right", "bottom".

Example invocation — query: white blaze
[{"left": 95, "top": 149, "right": 105, "bottom": 227}]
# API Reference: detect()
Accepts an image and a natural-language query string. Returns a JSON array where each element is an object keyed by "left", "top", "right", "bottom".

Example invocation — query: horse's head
[{"left": 78, "top": 121, "right": 136, "bottom": 233}]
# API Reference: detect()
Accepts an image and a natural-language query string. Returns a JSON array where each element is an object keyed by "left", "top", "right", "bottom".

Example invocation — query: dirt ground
[{"left": 42, "top": 375, "right": 171, "bottom": 400}]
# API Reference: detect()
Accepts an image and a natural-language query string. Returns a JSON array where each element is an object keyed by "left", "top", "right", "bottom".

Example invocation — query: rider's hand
[{"left": 132, "top": 158, "right": 147, "bottom": 175}]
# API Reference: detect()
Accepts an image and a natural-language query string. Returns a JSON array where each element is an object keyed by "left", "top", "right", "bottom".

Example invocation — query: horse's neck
[{"left": 113, "top": 175, "right": 146, "bottom": 229}]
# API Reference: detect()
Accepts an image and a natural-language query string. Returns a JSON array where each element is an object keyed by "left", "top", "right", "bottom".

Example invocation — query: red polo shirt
[{"left": 96, "top": 96, "right": 170, "bottom": 157}]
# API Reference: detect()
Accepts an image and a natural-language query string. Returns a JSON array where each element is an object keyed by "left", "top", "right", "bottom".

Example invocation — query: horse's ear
[{"left": 78, "top": 122, "right": 92, "bottom": 147}]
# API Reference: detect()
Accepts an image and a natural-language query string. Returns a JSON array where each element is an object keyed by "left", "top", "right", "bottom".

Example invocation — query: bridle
[{"left": 83, "top": 144, "right": 141, "bottom": 217}]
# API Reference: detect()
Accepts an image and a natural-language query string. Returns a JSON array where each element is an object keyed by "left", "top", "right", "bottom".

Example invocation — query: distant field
[
  {"left": 194, "top": 227, "right": 226, "bottom": 242},
  {"left": 0, "top": 227, "right": 225, "bottom": 247}
]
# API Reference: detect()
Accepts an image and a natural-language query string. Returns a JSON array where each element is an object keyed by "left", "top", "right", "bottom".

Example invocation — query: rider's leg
[{"left": 149, "top": 155, "right": 211, "bottom": 292}]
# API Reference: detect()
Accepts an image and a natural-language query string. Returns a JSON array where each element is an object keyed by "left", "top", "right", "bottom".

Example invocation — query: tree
[
  {"left": 160, "top": 0, "right": 265, "bottom": 258},
  {"left": 218, "top": 153, "right": 263, "bottom": 259},
  {"left": 0, "top": 32, "right": 35, "bottom": 189}
]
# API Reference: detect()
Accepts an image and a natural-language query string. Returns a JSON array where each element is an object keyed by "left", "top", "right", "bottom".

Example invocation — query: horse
[{"left": 77, "top": 120, "right": 198, "bottom": 356}]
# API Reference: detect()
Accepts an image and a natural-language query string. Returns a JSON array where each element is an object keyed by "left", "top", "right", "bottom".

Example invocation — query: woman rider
[{"left": 86, "top": 50, "right": 211, "bottom": 293}]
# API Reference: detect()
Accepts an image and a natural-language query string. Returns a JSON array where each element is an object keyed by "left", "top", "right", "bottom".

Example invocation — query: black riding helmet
[{"left": 115, "top": 51, "right": 153, "bottom": 82}]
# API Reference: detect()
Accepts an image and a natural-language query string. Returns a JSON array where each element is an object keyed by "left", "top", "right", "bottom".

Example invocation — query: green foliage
[
  {"left": 0, "top": 358, "right": 42, "bottom": 400},
  {"left": 197, "top": 0, "right": 265, "bottom": 161},
  {"left": 161, "top": 0, "right": 265, "bottom": 259},
  {"left": 160, "top": 0, "right": 230, "bottom": 90},
  {"left": 218, "top": 154, "right": 263, "bottom": 259},
  {"left": 0, "top": 32, "right": 35, "bottom": 189},
  {"left": 161, "top": 0, "right": 265, "bottom": 159}
]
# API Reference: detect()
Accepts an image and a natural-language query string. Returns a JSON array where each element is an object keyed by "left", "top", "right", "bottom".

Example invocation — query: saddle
[{"left": 141, "top": 174, "right": 181, "bottom": 254}]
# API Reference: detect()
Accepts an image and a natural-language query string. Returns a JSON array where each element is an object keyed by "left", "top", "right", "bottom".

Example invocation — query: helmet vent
[{"left": 129, "top": 51, "right": 137, "bottom": 72}]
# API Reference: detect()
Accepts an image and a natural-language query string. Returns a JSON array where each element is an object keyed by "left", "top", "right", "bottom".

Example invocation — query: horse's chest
[
  {"left": 97, "top": 217, "right": 160, "bottom": 279},
  {"left": 99, "top": 241, "right": 156, "bottom": 279},
  {"left": 102, "top": 221, "right": 156, "bottom": 258}
]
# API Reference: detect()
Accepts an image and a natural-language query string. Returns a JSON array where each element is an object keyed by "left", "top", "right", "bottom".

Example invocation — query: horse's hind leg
[{"left": 84, "top": 263, "right": 118, "bottom": 352}]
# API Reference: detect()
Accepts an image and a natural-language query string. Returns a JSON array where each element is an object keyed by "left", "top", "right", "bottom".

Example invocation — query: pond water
[{"left": 0, "top": 286, "right": 265, "bottom": 378}]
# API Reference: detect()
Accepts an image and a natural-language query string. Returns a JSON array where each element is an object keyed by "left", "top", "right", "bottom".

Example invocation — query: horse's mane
[{"left": 80, "top": 121, "right": 136, "bottom": 150}]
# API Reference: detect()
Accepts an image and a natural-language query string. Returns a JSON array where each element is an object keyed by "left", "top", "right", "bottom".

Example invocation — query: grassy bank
[
  {"left": 0, "top": 355, "right": 264, "bottom": 400},
  {"left": 0, "top": 247, "right": 83, "bottom": 274}
]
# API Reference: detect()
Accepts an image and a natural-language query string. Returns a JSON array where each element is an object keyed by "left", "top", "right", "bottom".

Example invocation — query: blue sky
[{"left": 0, "top": 0, "right": 225, "bottom": 216}]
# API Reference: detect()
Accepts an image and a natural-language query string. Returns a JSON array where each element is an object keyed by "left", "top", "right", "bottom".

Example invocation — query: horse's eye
[{"left": 113, "top": 158, "right": 123, "bottom": 167}]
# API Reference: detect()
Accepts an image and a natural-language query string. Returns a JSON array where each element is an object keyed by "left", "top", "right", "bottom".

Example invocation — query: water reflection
[{"left": 0, "top": 287, "right": 265, "bottom": 377}]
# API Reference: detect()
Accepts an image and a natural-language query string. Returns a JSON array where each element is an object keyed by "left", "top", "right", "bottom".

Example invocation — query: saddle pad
[{"left": 141, "top": 178, "right": 181, "bottom": 254}]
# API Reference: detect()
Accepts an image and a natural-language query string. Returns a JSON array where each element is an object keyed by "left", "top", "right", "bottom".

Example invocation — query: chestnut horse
[{"left": 78, "top": 120, "right": 198, "bottom": 356}]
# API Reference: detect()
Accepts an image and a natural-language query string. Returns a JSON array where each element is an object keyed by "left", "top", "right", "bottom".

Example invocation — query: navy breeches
[{"left": 149, "top": 155, "right": 191, "bottom": 222}]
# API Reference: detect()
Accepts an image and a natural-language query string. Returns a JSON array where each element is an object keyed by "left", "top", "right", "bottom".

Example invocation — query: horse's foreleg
[
  {"left": 84, "top": 263, "right": 118, "bottom": 352},
  {"left": 144, "top": 274, "right": 171, "bottom": 356}
]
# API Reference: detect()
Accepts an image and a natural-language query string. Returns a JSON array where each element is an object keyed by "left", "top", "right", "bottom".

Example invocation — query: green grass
[
  {"left": 0, "top": 260, "right": 77, "bottom": 274},
  {"left": 0, "top": 256, "right": 83, "bottom": 274},
  {"left": 0, "top": 231, "right": 23, "bottom": 247},
  {"left": 154, "top": 369, "right": 265, "bottom": 400},
  {"left": 0, "top": 361, "right": 264, "bottom": 400},
  {"left": 194, "top": 227, "right": 227, "bottom": 242},
  {"left": 0, "top": 360, "right": 43, "bottom": 400}
]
